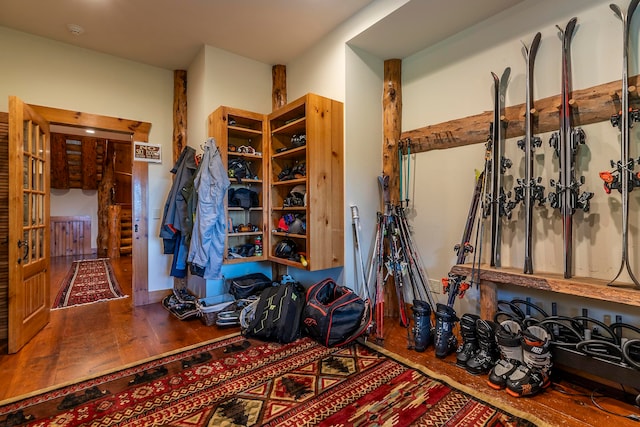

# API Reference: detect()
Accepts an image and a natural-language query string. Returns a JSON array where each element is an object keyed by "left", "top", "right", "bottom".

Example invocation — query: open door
[{"left": 8, "top": 96, "right": 51, "bottom": 353}]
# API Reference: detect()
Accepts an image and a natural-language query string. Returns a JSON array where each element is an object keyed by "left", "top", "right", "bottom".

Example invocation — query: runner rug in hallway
[
  {"left": 0, "top": 334, "right": 549, "bottom": 427},
  {"left": 52, "top": 258, "right": 127, "bottom": 309}
]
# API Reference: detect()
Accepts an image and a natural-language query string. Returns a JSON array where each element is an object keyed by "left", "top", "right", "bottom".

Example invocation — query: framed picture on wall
[{"left": 133, "top": 141, "right": 162, "bottom": 163}]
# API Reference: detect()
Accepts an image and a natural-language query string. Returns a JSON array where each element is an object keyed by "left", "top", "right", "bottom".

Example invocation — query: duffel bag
[
  {"left": 302, "top": 278, "right": 371, "bottom": 347},
  {"left": 243, "top": 282, "right": 306, "bottom": 343},
  {"left": 227, "top": 272, "right": 273, "bottom": 300}
]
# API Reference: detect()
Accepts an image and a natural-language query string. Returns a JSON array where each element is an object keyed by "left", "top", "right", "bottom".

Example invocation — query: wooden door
[{"left": 8, "top": 96, "right": 51, "bottom": 353}]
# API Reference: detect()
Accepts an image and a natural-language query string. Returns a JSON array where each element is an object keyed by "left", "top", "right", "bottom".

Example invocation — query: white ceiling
[
  {"left": 1, "top": 0, "right": 524, "bottom": 71},
  {"left": 349, "top": 0, "right": 525, "bottom": 59}
]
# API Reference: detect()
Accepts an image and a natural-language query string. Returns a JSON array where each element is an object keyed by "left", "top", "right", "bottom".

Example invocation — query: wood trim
[
  {"left": 30, "top": 105, "right": 150, "bottom": 306},
  {"left": 132, "top": 132, "right": 149, "bottom": 306},
  {"left": 29, "top": 105, "right": 151, "bottom": 135},
  {"left": 401, "top": 74, "right": 640, "bottom": 154}
]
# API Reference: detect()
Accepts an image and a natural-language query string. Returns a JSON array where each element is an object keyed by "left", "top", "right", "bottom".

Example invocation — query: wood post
[
  {"left": 173, "top": 70, "right": 188, "bottom": 289},
  {"left": 383, "top": 59, "right": 402, "bottom": 318},
  {"left": 107, "top": 205, "right": 122, "bottom": 258},
  {"left": 272, "top": 65, "right": 287, "bottom": 111},
  {"left": 97, "top": 141, "right": 114, "bottom": 257},
  {"left": 173, "top": 70, "right": 188, "bottom": 163},
  {"left": 479, "top": 280, "right": 497, "bottom": 321}
]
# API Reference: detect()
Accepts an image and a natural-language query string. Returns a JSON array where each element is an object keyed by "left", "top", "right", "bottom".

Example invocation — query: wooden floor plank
[{"left": 0, "top": 255, "right": 637, "bottom": 426}]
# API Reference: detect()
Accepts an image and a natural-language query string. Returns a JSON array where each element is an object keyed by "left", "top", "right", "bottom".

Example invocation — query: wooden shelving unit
[
  {"left": 267, "top": 93, "right": 344, "bottom": 271},
  {"left": 207, "top": 94, "right": 344, "bottom": 271},
  {"left": 208, "top": 106, "right": 268, "bottom": 264}
]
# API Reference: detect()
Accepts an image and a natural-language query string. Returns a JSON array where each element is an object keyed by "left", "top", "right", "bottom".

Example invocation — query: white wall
[
  {"left": 50, "top": 189, "right": 98, "bottom": 250},
  {"left": 401, "top": 0, "right": 640, "bottom": 322},
  {"left": 284, "top": 0, "right": 409, "bottom": 287},
  {"left": 188, "top": 45, "right": 273, "bottom": 148},
  {"left": 0, "top": 25, "right": 177, "bottom": 293}
]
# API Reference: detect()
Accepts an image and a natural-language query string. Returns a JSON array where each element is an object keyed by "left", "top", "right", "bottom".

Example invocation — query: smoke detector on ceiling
[{"left": 67, "top": 24, "right": 85, "bottom": 36}]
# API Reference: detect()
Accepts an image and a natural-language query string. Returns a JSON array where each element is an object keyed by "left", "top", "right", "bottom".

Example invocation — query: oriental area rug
[
  {"left": 0, "top": 334, "right": 548, "bottom": 427},
  {"left": 52, "top": 258, "right": 127, "bottom": 309}
]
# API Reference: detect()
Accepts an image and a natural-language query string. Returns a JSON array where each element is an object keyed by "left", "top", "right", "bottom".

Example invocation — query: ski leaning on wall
[
  {"left": 548, "top": 17, "right": 593, "bottom": 279},
  {"left": 513, "top": 32, "right": 545, "bottom": 275},
  {"left": 599, "top": 0, "right": 640, "bottom": 288},
  {"left": 442, "top": 171, "right": 484, "bottom": 306},
  {"left": 486, "top": 67, "right": 514, "bottom": 269}
]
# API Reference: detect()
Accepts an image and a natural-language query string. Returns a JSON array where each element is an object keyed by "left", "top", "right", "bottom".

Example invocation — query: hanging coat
[
  {"left": 188, "top": 138, "right": 230, "bottom": 279},
  {"left": 160, "top": 145, "right": 197, "bottom": 277}
]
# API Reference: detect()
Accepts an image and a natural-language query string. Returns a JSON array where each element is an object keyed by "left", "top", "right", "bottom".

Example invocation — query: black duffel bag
[
  {"left": 227, "top": 273, "right": 273, "bottom": 300},
  {"left": 302, "top": 278, "right": 371, "bottom": 347}
]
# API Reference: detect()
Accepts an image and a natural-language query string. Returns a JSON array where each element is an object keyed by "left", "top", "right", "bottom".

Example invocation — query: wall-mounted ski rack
[
  {"left": 401, "top": 74, "right": 640, "bottom": 153},
  {"left": 450, "top": 264, "right": 640, "bottom": 394}
]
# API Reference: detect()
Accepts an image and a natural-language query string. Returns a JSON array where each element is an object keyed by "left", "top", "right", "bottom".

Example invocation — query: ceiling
[
  {"left": 348, "top": 0, "right": 525, "bottom": 60},
  {"left": 1, "top": 0, "right": 525, "bottom": 71}
]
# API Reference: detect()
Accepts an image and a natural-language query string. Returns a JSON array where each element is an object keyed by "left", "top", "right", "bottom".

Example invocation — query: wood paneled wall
[{"left": 50, "top": 216, "right": 92, "bottom": 257}]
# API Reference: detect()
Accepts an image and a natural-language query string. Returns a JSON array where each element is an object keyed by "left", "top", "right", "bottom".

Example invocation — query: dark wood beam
[{"left": 401, "top": 74, "right": 639, "bottom": 153}]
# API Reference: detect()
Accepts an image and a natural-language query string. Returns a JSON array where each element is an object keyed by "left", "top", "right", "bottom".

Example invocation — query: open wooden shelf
[{"left": 450, "top": 263, "right": 640, "bottom": 318}]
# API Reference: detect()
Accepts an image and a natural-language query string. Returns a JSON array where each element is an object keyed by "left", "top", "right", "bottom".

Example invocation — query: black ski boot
[
  {"left": 456, "top": 313, "right": 480, "bottom": 367},
  {"left": 434, "top": 303, "right": 458, "bottom": 359},
  {"left": 487, "top": 320, "right": 523, "bottom": 389},
  {"left": 411, "top": 300, "right": 432, "bottom": 352},
  {"left": 465, "top": 319, "right": 500, "bottom": 375},
  {"left": 506, "top": 325, "right": 552, "bottom": 397}
]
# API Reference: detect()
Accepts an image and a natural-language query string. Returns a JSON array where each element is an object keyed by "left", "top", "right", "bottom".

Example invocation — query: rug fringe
[{"left": 51, "top": 295, "right": 130, "bottom": 311}]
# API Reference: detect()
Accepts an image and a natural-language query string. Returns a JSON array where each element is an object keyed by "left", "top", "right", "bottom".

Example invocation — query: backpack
[{"left": 242, "top": 282, "right": 305, "bottom": 343}]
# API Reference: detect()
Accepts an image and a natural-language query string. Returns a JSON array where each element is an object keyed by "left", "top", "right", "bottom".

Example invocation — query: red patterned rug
[
  {"left": 0, "top": 334, "right": 548, "bottom": 427},
  {"left": 52, "top": 258, "right": 127, "bottom": 309}
]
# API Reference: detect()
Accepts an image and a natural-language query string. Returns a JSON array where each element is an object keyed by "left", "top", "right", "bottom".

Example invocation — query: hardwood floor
[{"left": 0, "top": 255, "right": 638, "bottom": 426}]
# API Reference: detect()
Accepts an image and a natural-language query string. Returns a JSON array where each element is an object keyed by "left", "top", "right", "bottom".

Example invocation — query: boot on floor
[
  {"left": 506, "top": 325, "right": 552, "bottom": 397},
  {"left": 466, "top": 319, "right": 500, "bottom": 375},
  {"left": 456, "top": 313, "right": 480, "bottom": 367},
  {"left": 434, "top": 303, "right": 459, "bottom": 358},
  {"left": 487, "top": 319, "right": 523, "bottom": 389},
  {"left": 411, "top": 299, "right": 433, "bottom": 352}
]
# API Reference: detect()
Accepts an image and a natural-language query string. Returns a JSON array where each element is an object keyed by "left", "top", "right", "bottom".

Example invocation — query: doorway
[
  {"left": 49, "top": 127, "right": 134, "bottom": 304},
  {"left": 28, "top": 104, "right": 151, "bottom": 307}
]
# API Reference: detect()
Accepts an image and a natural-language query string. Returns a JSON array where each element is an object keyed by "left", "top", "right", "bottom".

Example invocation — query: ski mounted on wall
[
  {"left": 513, "top": 32, "right": 545, "bottom": 275},
  {"left": 486, "top": 67, "right": 514, "bottom": 268},
  {"left": 599, "top": 0, "right": 640, "bottom": 288},
  {"left": 548, "top": 17, "right": 593, "bottom": 279}
]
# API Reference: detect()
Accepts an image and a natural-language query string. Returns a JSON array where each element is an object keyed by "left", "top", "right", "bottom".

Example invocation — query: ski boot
[
  {"left": 434, "top": 303, "right": 458, "bottom": 359},
  {"left": 411, "top": 300, "right": 432, "bottom": 352},
  {"left": 465, "top": 319, "right": 500, "bottom": 375},
  {"left": 506, "top": 325, "right": 552, "bottom": 397},
  {"left": 456, "top": 313, "right": 480, "bottom": 367},
  {"left": 487, "top": 319, "right": 523, "bottom": 389}
]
